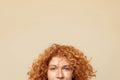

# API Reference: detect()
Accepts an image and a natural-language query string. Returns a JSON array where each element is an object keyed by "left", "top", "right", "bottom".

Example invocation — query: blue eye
[
  {"left": 64, "top": 68, "right": 70, "bottom": 70},
  {"left": 50, "top": 68, "right": 56, "bottom": 70}
]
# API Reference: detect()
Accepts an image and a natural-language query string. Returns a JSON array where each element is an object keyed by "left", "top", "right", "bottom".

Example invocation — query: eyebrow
[
  {"left": 48, "top": 65, "right": 73, "bottom": 71},
  {"left": 48, "top": 65, "right": 70, "bottom": 67}
]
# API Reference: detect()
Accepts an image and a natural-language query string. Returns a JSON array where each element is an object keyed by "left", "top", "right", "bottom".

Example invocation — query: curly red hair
[{"left": 28, "top": 44, "right": 96, "bottom": 80}]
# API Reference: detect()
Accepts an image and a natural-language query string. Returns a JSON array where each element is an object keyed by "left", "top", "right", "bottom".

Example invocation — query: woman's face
[{"left": 47, "top": 57, "right": 73, "bottom": 80}]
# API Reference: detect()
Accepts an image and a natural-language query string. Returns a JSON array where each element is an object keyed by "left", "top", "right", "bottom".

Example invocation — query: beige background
[{"left": 0, "top": 0, "right": 120, "bottom": 80}]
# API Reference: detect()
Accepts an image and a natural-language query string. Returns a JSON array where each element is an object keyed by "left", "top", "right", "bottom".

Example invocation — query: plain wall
[{"left": 0, "top": 0, "right": 120, "bottom": 80}]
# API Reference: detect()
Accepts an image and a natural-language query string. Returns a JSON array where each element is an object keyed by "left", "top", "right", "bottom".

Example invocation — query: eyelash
[
  {"left": 50, "top": 68, "right": 56, "bottom": 70},
  {"left": 63, "top": 67, "right": 71, "bottom": 70}
]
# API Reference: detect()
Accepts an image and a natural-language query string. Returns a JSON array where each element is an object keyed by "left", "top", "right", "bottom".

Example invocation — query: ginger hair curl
[{"left": 28, "top": 44, "right": 96, "bottom": 80}]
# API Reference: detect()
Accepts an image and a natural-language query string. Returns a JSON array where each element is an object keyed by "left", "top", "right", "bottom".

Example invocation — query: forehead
[{"left": 49, "top": 57, "right": 70, "bottom": 66}]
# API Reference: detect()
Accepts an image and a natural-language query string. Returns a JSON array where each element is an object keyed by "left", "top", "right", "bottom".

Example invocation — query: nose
[{"left": 56, "top": 69, "right": 64, "bottom": 79}]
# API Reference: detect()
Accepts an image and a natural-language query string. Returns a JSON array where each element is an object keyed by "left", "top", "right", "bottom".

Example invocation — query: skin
[{"left": 47, "top": 57, "right": 73, "bottom": 80}]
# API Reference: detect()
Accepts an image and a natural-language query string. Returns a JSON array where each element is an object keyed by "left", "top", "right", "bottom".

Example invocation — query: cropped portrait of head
[{"left": 28, "top": 44, "right": 96, "bottom": 80}]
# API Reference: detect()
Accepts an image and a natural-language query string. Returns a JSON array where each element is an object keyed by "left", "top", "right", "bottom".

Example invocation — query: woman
[{"left": 28, "top": 44, "right": 96, "bottom": 80}]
